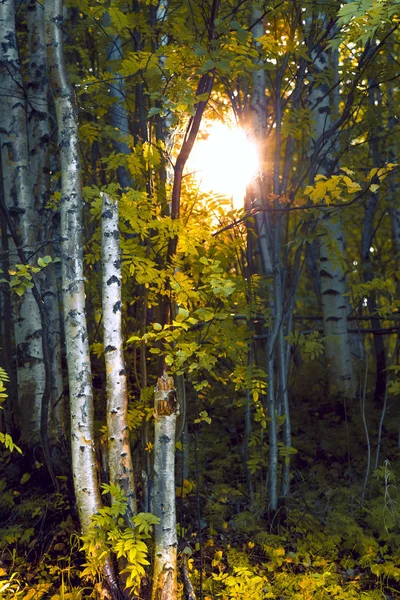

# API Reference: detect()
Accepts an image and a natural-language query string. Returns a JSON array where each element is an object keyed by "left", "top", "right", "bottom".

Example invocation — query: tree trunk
[
  {"left": 309, "top": 34, "right": 356, "bottom": 398},
  {"left": 44, "top": 4, "right": 120, "bottom": 596},
  {"left": 101, "top": 192, "right": 137, "bottom": 519},
  {"left": 151, "top": 374, "right": 178, "bottom": 600},
  {"left": 250, "top": 5, "right": 272, "bottom": 275},
  {"left": 0, "top": 0, "right": 45, "bottom": 444},
  {"left": 26, "top": 0, "right": 65, "bottom": 441}
]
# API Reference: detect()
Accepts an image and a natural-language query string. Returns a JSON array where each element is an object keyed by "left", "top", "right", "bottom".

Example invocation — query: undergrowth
[
  {"left": 0, "top": 386, "right": 399, "bottom": 599},
  {"left": 0, "top": 453, "right": 399, "bottom": 599}
]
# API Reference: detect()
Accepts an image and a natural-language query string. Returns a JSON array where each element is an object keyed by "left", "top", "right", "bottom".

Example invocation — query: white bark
[
  {"left": 152, "top": 375, "right": 178, "bottom": 600},
  {"left": 26, "top": 0, "right": 65, "bottom": 439},
  {"left": 0, "top": 0, "right": 45, "bottom": 443},
  {"left": 101, "top": 192, "right": 136, "bottom": 519},
  {"left": 44, "top": 0, "right": 101, "bottom": 528},
  {"left": 309, "top": 40, "right": 355, "bottom": 397}
]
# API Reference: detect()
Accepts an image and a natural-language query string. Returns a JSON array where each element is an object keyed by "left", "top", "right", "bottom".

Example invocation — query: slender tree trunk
[
  {"left": 0, "top": 0, "right": 45, "bottom": 444},
  {"left": 151, "top": 375, "right": 178, "bottom": 600},
  {"left": 249, "top": 3, "right": 279, "bottom": 512},
  {"left": 26, "top": 0, "right": 65, "bottom": 441},
  {"left": 309, "top": 34, "right": 355, "bottom": 398},
  {"left": 44, "top": 4, "right": 120, "bottom": 596},
  {"left": 250, "top": 5, "right": 272, "bottom": 275},
  {"left": 101, "top": 192, "right": 137, "bottom": 519},
  {"left": 151, "top": 5, "right": 219, "bottom": 595}
]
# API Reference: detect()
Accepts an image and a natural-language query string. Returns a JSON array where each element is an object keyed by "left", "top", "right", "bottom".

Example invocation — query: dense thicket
[{"left": 0, "top": 1, "right": 399, "bottom": 599}]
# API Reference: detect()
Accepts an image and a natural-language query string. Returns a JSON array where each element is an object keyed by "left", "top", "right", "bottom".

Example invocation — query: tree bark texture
[
  {"left": 101, "top": 192, "right": 137, "bottom": 520},
  {"left": 310, "top": 39, "right": 355, "bottom": 398},
  {"left": 152, "top": 374, "right": 178, "bottom": 600},
  {"left": 26, "top": 0, "right": 65, "bottom": 440},
  {"left": 0, "top": 0, "right": 45, "bottom": 443},
  {"left": 44, "top": 0, "right": 101, "bottom": 529}
]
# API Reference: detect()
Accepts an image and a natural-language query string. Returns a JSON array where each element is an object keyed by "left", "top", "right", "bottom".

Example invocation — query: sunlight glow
[{"left": 188, "top": 122, "right": 259, "bottom": 210}]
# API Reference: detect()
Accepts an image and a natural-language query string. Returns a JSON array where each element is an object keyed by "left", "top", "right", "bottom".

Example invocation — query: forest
[{"left": 0, "top": 0, "right": 399, "bottom": 598}]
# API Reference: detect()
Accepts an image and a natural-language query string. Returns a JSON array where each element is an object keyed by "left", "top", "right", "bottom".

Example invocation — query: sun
[{"left": 188, "top": 121, "right": 259, "bottom": 209}]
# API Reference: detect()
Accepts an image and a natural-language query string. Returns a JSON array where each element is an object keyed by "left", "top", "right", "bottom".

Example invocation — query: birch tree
[
  {"left": 151, "top": 3, "right": 219, "bottom": 595},
  {"left": 152, "top": 374, "right": 178, "bottom": 600},
  {"left": 26, "top": 0, "right": 65, "bottom": 440},
  {"left": 0, "top": 0, "right": 45, "bottom": 444},
  {"left": 101, "top": 192, "right": 137, "bottom": 520},
  {"left": 308, "top": 17, "right": 356, "bottom": 398},
  {"left": 44, "top": 3, "right": 120, "bottom": 595}
]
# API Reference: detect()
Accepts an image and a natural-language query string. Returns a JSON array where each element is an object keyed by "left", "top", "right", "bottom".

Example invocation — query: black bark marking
[
  {"left": 160, "top": 434, "right": 170, "bottom": 443},
  {"left": 320, "top": 269, "right": 333, "bottom": 278},
  {"left": 113, "top": 301, "right": 121, "bottom": 313},
  {"left": 105, "top": 344, "right": 117, "bottom": 353},
  {"left": 107, "top": 275, "right": 120, "bottom": 286}
]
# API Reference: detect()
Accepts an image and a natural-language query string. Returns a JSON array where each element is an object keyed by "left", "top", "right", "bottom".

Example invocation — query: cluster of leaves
[
  {"left": 81, "top": 483, "right": 159, "bottom": 592},
  {"left": 0, "top": 369, "right": 21, "bottom": 454}
]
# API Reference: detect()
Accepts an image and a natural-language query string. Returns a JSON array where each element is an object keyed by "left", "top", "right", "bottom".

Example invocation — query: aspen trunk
[
  {"left": 26, "top": 0, "right": 65, "bottom": 440},
  {"left": 150, "top": 6, "right": 218, "bottom": 596},
  {"left": 152, "top": 374, "right": 178, "bottom": 600},
  {"left": 249, "top": 4, "right": 279, "bottom": 510},
  {"left": 45, "top": 6, "right": 124, "bottom": 594},
  {"left": 44, "top": 0, "right": 99, "bottom": 525},
  {"left": 101, "top": 192, "right": 137, "bottom": 519},
  {"left": 309, "top": 38, "right": 355, "bottom": 398},
  {"left": 0, "top": 0, "right": 45, "bottom": 443}
]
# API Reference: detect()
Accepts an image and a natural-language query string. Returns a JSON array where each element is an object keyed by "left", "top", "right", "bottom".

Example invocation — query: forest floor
[{"left": 0, "top": 394, "right": 400, "bottom": 599}]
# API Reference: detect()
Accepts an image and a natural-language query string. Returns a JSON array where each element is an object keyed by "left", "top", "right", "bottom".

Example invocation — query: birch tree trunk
[
  {"left": 309, "top": 34, "right": 356, "bottom": 398},
  {"left": 0, "top": 0, "right": 45, "bottom": 444},
  {"left": 249, "top": 4, "right": 279, "bottom": 510},
  {"left": 151, "top": 374, "right": 178, "bottom": 600},
  {"left": 101, "top": 192, "right": 137, "bottom": 519},
  {"left": 45, "top": 6, "right": 125, "bottom": 595},
  {"left": 26, "top": 0, "right": 65, "bottom": 440},
  {"left": 44, "top": 0, "right": 100, "bottom": 526}
]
